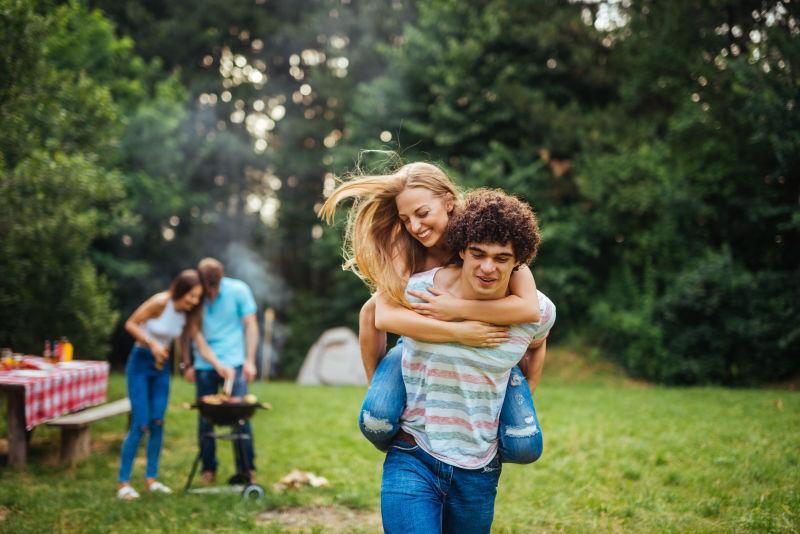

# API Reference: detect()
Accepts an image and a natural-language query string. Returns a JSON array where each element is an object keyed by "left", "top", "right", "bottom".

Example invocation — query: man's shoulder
[{"left": 222, "top": 277, "right": 252, "bottom": 293}]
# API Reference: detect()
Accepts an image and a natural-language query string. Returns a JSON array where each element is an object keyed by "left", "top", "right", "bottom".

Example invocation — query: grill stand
[{"left": 184, "top": 419, "right": 265, "bottom": 499}]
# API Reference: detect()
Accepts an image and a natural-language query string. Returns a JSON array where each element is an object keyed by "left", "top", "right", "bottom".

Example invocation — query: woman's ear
[{"left": 445, "top": 194, "right": 455, "bottom": 214}]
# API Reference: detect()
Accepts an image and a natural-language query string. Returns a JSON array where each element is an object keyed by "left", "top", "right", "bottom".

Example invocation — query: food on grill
[
  {"left": 200, "top": 394, "right": 243, "bottom": 405},
  {"left": 244, "top": 394, "right": 257, "bottom": 404}
]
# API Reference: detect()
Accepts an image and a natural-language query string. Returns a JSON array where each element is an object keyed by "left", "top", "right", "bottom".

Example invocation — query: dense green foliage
[
  {"left": 1, "top": 0, "right": 797, "bottom": 383},
  {"left": 0, "top": 0, "right": 138, "bottom": 356},
  {"left": 88, "top": 0, "right": 413, "bottom": 372},
  {"left": 332, "top": 0, "right": 800, "bottom": 384},
  {"left": 1, "top": 363, "right": 799, "bottom": 532}
]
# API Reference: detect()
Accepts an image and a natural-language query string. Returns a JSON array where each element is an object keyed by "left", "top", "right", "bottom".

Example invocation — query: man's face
[
  {"left": 459, "top": 241, "right": 518, "bottom": 299},
  {"left": 204, "top": 281, "right": 221, "bottom": 302}
]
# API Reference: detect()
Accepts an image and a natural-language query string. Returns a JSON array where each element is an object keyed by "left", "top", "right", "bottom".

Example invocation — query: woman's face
[
  {"left": 395, "top": 186, "right": 454, "bottom": 248},
  {"left": 175, "top": 284, "right": 203, "bottom": 312}
]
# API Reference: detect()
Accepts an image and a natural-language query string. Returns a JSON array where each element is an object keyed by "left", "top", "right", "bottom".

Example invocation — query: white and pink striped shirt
[{"left": 400, "top": 267, "right": 556, "bottom": 469}]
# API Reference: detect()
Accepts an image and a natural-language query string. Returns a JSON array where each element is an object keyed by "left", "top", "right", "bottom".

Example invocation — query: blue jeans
[
  {"left": 381, "top": 439, "right": 502, "bottom": 534},
  {"left": 359, "top": 340, "right": 543, "bottom": 463},
  {"left": 118, "top": 346, "right": 170, "bottom": 482},
  {"left": 195, "top": 366, "right": 255, "bottom": 474}
]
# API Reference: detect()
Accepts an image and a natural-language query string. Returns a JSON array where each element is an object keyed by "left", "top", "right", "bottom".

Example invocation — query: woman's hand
[
  {"left": 454, "top": 321, "right": 510, "bottom": 348},
  {"left": 148, "top": 340, "right": 169, "bottom": 363},
  {"left": 408, "top": 287, "right": 463, "bottom": 321}
]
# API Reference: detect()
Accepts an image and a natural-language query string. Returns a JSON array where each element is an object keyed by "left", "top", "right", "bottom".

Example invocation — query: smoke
[{"left": 221, "top": 241, "right": 291, "bottom": 308}]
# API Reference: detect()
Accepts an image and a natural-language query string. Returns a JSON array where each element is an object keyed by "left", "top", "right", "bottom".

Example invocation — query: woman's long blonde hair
[{"left": 319, "top": 161, "right": 460, "bottom": 307}]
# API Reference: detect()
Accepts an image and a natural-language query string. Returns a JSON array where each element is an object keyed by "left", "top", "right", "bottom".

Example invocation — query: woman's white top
[{"left": 141, "top": 298, "right": 186, "bottom": 346}]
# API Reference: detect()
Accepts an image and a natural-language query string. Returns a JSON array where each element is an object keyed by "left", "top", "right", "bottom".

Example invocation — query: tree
[
  {"left": 94, "top": 0, "right": 416, "bottom": 375},
  {"left": 0, "top": 0, "right": 159, "bottom": 357},
  {"left": 337, "top": 0, "right": 800, "bottom": 384}
]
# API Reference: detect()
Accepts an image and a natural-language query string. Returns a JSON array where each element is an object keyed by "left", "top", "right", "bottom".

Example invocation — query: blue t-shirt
[{"left": 193, "top": 277, "right": 257, "bottom": 370}]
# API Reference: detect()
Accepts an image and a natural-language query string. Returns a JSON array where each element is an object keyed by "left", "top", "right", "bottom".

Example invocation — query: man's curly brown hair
[{"left": 445, "top": 189, "right": 540, "bottom": 266}]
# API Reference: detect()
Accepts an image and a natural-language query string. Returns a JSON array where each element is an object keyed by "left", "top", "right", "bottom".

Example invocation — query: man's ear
[{"left": 459, "top": 249, "right": 466, "bottom": 261}]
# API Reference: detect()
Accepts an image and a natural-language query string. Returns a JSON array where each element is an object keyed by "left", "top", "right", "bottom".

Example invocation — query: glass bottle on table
[
  {"left": 63, "top": 338, "right": 73, "bottom": 362},
  {"left": 1, "top": 348, "right": 13, "bottom": 367},
  {"left": 43, "top": 340, "right": 52, "bottom": 363}
]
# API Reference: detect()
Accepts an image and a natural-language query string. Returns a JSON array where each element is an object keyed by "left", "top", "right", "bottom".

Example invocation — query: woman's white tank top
[{"left": 141, "top": 298, "right": 186, "bottom": 346}]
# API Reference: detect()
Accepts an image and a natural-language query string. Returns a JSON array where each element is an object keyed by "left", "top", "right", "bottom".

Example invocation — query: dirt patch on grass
[{"left": 257, "top": 506, "right": 381, "bottom": 532}]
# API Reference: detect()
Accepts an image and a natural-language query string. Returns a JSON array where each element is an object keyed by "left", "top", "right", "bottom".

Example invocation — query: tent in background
[{"left": 296, "top": 327, "right": 367, "bottom": 385}]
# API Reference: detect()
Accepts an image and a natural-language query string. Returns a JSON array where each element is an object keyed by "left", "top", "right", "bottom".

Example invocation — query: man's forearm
[
  {"left": 244, "top": 316, "right": 259, "bottom": 365},
  {"left": 521, "top": 340, "right": 547, "bottom": 394},
  {"left": 179, "top": 333, "right": 192, "bottom": 368}
]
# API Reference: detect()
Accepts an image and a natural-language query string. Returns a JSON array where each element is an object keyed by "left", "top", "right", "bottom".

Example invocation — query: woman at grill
[{"left": 116, "top": 269, "right": 232, "bottom": 500}]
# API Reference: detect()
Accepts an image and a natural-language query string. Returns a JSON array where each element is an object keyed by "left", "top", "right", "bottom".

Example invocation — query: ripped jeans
[
  {"left": 359, "top": 340, "right": 543, "bottom": 464},
  {"left": 118, "top": 345, "right": 170, "bottom": 482}
]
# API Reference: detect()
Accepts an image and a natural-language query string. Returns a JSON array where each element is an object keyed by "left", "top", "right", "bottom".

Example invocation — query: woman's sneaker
[
  {"left": 147, "top": 481, "right": 173, "bottom": 494},
  {"left": 117, "top": 485, "right": 140, "bottom": 500}
]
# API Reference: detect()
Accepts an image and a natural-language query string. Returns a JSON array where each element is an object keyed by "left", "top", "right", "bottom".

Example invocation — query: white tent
[{"left": 296, "top": 327, "right": 367, "bottom": 385}]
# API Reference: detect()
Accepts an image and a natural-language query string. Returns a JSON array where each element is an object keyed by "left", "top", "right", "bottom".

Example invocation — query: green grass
[{"left": 1, "top": 348, "right": 798, "bottom": 533}]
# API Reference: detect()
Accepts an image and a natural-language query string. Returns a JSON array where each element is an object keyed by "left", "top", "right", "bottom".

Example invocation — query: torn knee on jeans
[
  {"left": 504, "top": 420, "right": 540, "bottom": 438},
  {"left": 510, "top": 373, "right": 523, "bottom": 386},
  {"left": 361, "top": 410, "right": 393, "bottom": 433}
]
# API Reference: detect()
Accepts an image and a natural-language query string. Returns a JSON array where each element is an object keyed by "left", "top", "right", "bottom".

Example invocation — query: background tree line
[{"left": 1, "top": 0, "right": 797, "bottom": 385}]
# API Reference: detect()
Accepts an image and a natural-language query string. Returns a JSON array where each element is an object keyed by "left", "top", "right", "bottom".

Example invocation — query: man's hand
[
  {"left": 183, "top": 366, "right": 196, "bottom": 383},
  {"left": 243, "top": 361, "right": 257, "bottom": 382},
  {"left": 215, "top": 366, "right": 235, "bottom": 382},
  {"left": 408, "top": 287, "right": 462, "bottom": 321}
]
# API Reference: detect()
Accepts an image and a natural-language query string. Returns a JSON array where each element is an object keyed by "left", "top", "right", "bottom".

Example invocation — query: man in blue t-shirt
[{"left": 182, "top": 257, "right": 259, "bottom": 484}]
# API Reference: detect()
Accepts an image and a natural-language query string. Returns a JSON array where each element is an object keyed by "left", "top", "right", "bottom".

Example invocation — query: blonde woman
[{"left": 321, "top": 162, "right": 551, "bottom": 462}]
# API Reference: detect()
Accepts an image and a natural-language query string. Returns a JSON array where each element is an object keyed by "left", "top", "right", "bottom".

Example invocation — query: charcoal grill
[{"left": 184, "top": 399, "right": 269, "bottom": 498}]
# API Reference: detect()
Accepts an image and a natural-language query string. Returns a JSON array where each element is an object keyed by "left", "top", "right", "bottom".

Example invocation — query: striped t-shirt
[{"left": 400, "top": 267, "right": 556, "bottom": 469}]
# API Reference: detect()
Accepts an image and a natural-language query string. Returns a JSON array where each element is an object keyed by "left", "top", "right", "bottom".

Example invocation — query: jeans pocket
[
  {"left": 388, "top": 441, "right": 419, "bottom": 452},
  {"left": 481, "top": 455, "right": 502, "bottom": 473}
]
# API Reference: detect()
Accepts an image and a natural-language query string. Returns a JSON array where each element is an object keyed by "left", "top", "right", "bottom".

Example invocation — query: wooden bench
[{"left": 46, "top": 398, "right": 131, "bottom": 464}]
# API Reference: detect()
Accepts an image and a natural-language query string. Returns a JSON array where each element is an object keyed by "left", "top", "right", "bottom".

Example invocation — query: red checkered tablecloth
[{"left": 0, "top": 357, "right": 109, "bottom": 430}]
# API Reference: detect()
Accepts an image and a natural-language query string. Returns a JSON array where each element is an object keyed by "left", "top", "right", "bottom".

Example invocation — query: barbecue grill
[{"left": 184, "top": 399, "right": 269, "bottom": 498}]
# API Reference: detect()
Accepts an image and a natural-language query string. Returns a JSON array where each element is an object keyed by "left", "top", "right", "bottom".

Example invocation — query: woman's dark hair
[
  {"left": 170, "top": 270, "right": 204, "bottom": 343},
  {"left": 170, "top": 269, "right": 202, "bottom": 302}
]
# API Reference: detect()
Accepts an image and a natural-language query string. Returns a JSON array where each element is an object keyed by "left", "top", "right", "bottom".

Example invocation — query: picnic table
[{"left": 0, "top": 356, "right": 109, "bottom": 467}]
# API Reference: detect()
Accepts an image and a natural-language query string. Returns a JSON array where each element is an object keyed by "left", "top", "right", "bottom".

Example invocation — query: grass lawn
[{"left": 1, "top": 347, "right": 798, "bottom": 533}]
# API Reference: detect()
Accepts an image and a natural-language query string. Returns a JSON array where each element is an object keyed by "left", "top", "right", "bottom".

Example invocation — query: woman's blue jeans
[
  {"left": 381, "top": 439, "right": 502, "bottom": 534},
  {"left": 359, "top": 340, "right": 543, "bottom": 464},
  {"left": 118, "top": 346, "right": 170, "bottom": 482}
]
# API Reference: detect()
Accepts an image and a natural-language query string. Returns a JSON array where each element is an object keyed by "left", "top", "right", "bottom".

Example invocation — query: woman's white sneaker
[
  {"left": 147, "top": 481, "right": 173, "bottom": 494},
  {"left": 117, "top": 485, "right": 140, "bottom": 500}
]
